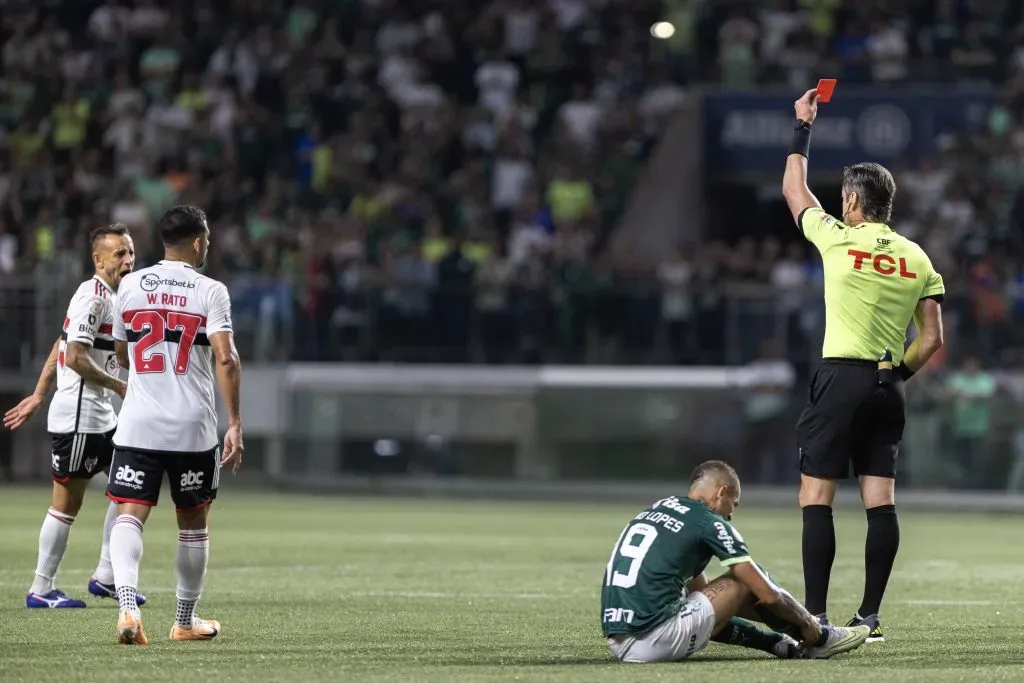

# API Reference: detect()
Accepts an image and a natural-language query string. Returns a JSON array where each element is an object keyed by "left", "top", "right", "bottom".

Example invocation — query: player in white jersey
[
  {"left": 3, "top": 225, "right": 146, "bottom": 609},
  {"left": 105, "top": 205, "right": 243, "bottom": 645}
]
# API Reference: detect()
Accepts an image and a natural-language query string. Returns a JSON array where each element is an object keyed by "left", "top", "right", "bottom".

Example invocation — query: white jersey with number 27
[{"left": 112, "top": 260, "right": 233, "bottom": 453}]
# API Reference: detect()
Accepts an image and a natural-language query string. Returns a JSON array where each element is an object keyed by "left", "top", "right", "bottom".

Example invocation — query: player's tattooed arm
[
  {"left": 686, "top": 572, "right": 709, "bottom": 592},
  {"left": 3, "top": 338, "right": 61, "bottom": 430},
  {"left": 36, "top": 337, "right": 61, "bottom": 396},
  {"left": 730, "top": 561, "right": 821, "bottom": 644},
  {"left": 115, "top": 340, "right": 130, "bottom": 371},
  {"left": 700, "top": 578, "right": 733, "bottom": 602},
  {"left": 758, "top": 587, "right": 820, "bottom": 641},
  {"left": 65, "top": 341, "right": 127, "bottom": 398}
]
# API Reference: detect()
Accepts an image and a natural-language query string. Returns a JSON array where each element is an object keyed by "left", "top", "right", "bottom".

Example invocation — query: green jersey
[{"left": 600, "top": 496, "right": 752, "bottom": 636}]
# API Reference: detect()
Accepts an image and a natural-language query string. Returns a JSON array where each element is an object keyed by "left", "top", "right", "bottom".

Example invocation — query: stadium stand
[{"left": 3, "top": 0, "right": 1024, "bottom": 488}]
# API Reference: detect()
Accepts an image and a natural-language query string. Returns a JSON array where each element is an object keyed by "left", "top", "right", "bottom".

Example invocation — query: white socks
[
  {"left": 93, "top": 501, "right": 118, "bottom": 585},
  {"left": 175, "top": 529, "right": 209, "bottom": 628},
  {"left": 45, "top": 510, "right": 211, "bottom": 626},
  {"left": 110, "top": 514, "right": 144, "bottom": 616},
  {"left": 29, "top": 508, "right": 75, "bottom": 595}
]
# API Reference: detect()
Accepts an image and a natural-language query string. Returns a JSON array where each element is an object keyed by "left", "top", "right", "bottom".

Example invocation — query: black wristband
[
  {"left": 790, "top": 119, "right": 812, "bottom": 158},
  {"left": 897, "top": 364, "right": 915, "bottom": 382}
]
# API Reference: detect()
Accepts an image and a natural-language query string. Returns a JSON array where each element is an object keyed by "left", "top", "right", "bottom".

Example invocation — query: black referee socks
[
  {"left": 801, "top": 504, "right": 836, "bottom": 617},
  {"left": 858, "top": 504, "right": 900, "bottom": 618}
]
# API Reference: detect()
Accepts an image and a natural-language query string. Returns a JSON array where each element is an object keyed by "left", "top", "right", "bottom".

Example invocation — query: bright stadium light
[{"left": 650, "top": 21, "right": 675, "bottom": 40}]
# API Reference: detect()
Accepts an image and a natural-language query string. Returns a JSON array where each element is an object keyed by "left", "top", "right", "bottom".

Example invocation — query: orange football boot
[
  {"left": 170, "top": 616, "right": 221, "bottom": 641},
  {"left": 117, "top": 611, "right": 149, "bottom": 645}
]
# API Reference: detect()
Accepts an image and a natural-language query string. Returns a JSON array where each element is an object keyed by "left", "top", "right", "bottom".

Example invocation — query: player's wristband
[
  {"left": 790, "top": 119, "right": 812, "bottom": 158},
  {"left": 897, "top": 364, "right": 915, "bottom": 382}
]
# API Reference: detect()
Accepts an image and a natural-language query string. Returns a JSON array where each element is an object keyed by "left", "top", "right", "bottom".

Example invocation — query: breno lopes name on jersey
[{"left": 632, "top": 499, "right": 688, "bottom": 533}]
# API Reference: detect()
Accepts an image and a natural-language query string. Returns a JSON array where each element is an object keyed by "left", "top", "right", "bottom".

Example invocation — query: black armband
[
  {"left": 789, "top": 119, "right": 812, "bottom": 158},
  {"left": 897, "top": 364, "right": 915, "bottom": 382}
]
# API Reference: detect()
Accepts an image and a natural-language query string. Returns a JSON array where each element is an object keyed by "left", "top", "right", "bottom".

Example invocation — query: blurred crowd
[
  {"left": 2, "top": 0, "right": 1024, "bottom": 380},
  {"left": 2, "top": 0, "right": 1024, "bottom": 488},
  {"left": 0, "top": 0, "right": 673, "bottom": 365}
]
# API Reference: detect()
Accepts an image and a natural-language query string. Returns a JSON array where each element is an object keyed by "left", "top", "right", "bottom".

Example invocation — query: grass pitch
[{"left": 1, "top": 486, "right": 1023, "bottom": 682}]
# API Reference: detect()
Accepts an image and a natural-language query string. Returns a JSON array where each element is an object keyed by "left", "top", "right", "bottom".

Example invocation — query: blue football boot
[
  {"left": 88, "top": 578, "right": 147, "bottom": 606},
  {"left": 26, "top": 589, "right": 87, "bottom": 608}
]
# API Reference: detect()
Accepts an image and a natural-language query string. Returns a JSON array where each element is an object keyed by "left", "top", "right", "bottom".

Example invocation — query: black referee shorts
[{"left": 796, "top": 358, "right": 906, "bottom": 479}]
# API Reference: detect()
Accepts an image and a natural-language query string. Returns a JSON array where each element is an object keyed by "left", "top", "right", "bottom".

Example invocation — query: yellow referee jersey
[{"left": 800, "top": 207, "right": 945, "bottom": 365}]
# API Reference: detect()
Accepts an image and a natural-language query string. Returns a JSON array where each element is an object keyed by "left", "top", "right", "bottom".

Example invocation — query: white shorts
[{"left": 607, "top": 592, "right": 716, "bottom": 663}]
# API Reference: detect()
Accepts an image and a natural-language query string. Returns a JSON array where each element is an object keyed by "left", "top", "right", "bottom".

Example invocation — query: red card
[{"left": 816, "top": 78, "right": 837, "bottom": 103}]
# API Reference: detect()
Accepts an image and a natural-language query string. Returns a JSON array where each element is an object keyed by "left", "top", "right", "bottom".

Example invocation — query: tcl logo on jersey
[
  {"left": 116, "top": 465, "right": 145, "bottom": 486},
  {"left": 848, "top": 249, "right": 917, "bottom": 279},
  {"left": 141, "top": 273, "right": 197, "bottom": 292}
]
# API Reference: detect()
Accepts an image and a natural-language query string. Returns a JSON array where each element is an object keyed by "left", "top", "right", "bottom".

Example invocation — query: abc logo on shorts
[
  {"left": 180, "top": 470, "right": 204, "bottom": 490},
  {"left": 115, "top": 464, "right": 145, "bottom": 489}
]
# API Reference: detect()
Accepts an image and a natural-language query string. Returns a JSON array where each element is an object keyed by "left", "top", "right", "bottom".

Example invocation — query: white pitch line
[
  {"left": 1, "top": 565, "right": 1018, "bottom": 606},
  {"left": 340, "top": 594, "right": 1015, "bottom": 605},
  {"left": 0, "top": 577, "right": 1012, "bottom": 606},
  {"left": 897, "top": 599, "right": 999, "bottom": 606},
  {"left": 345, "top": 590, "right": 589, "bottom": 599}
]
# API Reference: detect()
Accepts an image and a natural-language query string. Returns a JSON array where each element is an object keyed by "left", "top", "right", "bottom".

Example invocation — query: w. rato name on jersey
[
  {"left": 112, "top": 261, "right": 232, "bottom": 454},
  {"left": 47, "top": 276, "right": 120, "bottom": 435}
]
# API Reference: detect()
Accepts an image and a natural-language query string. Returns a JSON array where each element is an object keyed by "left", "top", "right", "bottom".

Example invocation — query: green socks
[{"left": 711, "top": 617, "right": 786, "bottom": 653}]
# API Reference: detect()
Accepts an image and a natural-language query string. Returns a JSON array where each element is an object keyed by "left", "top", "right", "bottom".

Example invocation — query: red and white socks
[
  {"left": 29, "top": 508, "right": 75, "bottom": 595},
  {"left": 110, "top": 514, "right": 144, "bottom": 617},
  {"left": 93, "top": 501, "right": 118, "bottom": 585},
  {"left": 175, "top": 528, "right": 209, "bottom": 628}
]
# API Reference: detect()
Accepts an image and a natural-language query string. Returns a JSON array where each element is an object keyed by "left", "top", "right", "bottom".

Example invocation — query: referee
[{"left": 781, "top": 89, "right": 946, "bottom": 643}]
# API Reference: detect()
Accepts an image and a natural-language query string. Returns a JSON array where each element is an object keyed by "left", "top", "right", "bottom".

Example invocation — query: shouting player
[
  {"left": 106, "top": 205, "right": 243, "bottom": 645},
  {"left": 601, "top": 460, "right": 870, "bottom": 663},
  {"left": 3, "top": 224, "right": 147, "bottom": 609}
]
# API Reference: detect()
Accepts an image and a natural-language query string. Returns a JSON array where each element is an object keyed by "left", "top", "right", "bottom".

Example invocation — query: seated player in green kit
[{"left": 601, "top": 460, "right": 870, "bottom": 662}]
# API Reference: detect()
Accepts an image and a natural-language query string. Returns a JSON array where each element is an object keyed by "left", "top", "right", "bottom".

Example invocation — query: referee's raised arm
[
  {"left": 782, "top": 88, "right": 824, "bottom": 227},
  {"left": 775, "top": 88, "right": 945, "bottom": 642}
]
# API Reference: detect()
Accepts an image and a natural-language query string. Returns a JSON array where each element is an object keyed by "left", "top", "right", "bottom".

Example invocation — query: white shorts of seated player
[{"left": 607, "top": 592, "right": 716, "bottom": 663}]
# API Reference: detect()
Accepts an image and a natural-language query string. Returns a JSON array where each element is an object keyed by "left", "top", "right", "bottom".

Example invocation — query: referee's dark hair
[
  {"left": 843, "top": 162, "right": 896, "bottom": 224},
  {"left": 89, "top": 223, "right": 129, "bottom": 250},
  {"left": 159, "top": 205, "right": 209, "bottom": 246}
]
